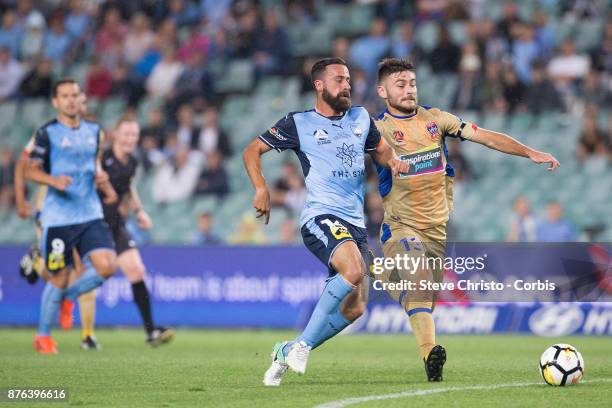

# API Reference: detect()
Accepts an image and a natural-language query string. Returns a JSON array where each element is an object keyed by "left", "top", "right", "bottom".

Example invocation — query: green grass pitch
[{"left": 1, "top": 329, "right": 610, "bottom": 407}]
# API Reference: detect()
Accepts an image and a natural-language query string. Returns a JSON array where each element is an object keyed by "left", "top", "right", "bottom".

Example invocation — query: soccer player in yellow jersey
[{"left": 373, "top": 58, "right": 559, "bottom": 382}]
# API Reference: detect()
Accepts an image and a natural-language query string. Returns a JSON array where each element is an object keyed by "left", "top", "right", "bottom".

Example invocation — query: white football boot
[
  {"left": 263, "top": 341, "right": 289, "bottom": 386},
  {"left": 286, "top": 340, "right": 311, "bottom": 375}
]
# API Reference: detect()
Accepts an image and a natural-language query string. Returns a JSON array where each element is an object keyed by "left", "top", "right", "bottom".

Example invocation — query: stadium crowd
[{"left": 0, "top": 0, "right": 610, "bottom": 244}]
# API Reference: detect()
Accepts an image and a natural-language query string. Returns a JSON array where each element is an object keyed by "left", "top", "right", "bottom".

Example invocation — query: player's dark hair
[
  {"left": 311, "top": 57, "right": 347, "bottom": 85},
  {"left": 52, "top": 78, "right": 78, "bottom": 97},
  {"left": 377, "top": 58, "right": 415, "bottom": 83}
]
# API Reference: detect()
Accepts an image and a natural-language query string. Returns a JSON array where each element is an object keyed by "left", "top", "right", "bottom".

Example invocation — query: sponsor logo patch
[
  {"left": 350, "top": 123, "right": 364, "bottom": 137},
  {"left": 398, "top": 144, "right": 444, "bottom": 177},
  {"left": 314, "top": 128, "right": 331, "bottom": 145},
  {"left": 269, "top": 127, "right": 287, "bottom": 141}
]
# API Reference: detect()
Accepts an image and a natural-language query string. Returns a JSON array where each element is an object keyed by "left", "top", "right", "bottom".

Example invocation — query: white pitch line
[{"left": 313, "top": 378, "right": 612, "bottom": 408}]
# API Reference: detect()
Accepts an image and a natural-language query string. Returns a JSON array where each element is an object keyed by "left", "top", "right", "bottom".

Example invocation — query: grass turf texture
[{"left": 0, "top": 330, "right": 610, "bottom": 407}]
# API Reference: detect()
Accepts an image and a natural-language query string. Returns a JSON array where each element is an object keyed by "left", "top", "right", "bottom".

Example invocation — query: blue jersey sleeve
[
  {"left": 29, "top": 127, "right": 50, "bottom": 173},
  {"left": 364, "top": 117, "right": 382, "bottom": 152},
  {"left": 259, "top": 113, "right": 300, "bottom": 152}
]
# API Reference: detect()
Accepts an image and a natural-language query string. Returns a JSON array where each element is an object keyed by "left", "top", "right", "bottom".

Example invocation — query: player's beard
[
  {"left": 322, "top": 88, "right": 351, "bottom": 113},
  {"left": 389, "top": 96, "right": 418, "bottom": 115}
]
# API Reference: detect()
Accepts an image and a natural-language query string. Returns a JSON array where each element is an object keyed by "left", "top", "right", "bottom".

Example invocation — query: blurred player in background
[
  {"left": 98, "top": 118, "right": 174, "bottom": 346},
  {"left": 25, "top": 79, "right": 118, "bottom": 354},
  {"left": 15, "top": 91, "right": 104, "bottom": 350},
  {"left": 374, "top": 58, "right": 560, "bottom": 381},
  {"left": 244, "top": 57, "right": 407, "bottom": 386}
]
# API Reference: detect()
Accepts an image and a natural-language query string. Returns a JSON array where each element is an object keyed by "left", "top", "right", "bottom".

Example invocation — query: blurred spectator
[
  {"left": 43, "top": 12, "right": 72, "bottom": 65},
  {"left": 230, "top": 5, "right": 258, "bottom": 58},
  {"left": 0, "top": 10, "right": 21, "bottom": 57},
  {"left": 85, "top": 57, "right": 112, "bottom": 100},
  {"left": 146, "top": 48, "right": 183, "bottom": 98},
  {"left": 453, "top": 41, "right": 482, "bottom": 111},
  {"left": 192, "top": 212, "right": 222, "bottom": 245},
  {"left": 15, "top": 0, "right": 42, "bottom": 29},
  {"left": 579, "top": 70, "right": 610, "bottom": 107},
  {"left": 0, "top": 47, "right": 24, "bottom": 100},
  {"left": 536, "top": 201, "right": 578, "bottom": 242},
  {"left": 177, "top": 25, "right": 209, "bottom": 63},
  {"left": 300, "top": 57, "right": 315, "bottom": 94},
  {"left": 110, "top": 62, "right": 131, "bottom": 98},
  {"left": 506, "top": 197, "right": 537, "bottom": 242},
  {"left": 65, "top": 0, "right": 92, "bottom": 41},
  {"left": 124, "top": 12, "right": 155, "bottom": 65},
  {"left": 167, "top": 0, "right": 200, "bottom": 27},
  {"left": 496, "top": 2, "right": 521, "bottom": 44},
  {"left": 19, "top": 12, "right": 45, "bottom": 61},
  {"left": 331, "top": 36, "right": 350, "bottom": 62},
  {"left": 547, "top": 39, "right": 590, "bottom": 94},
  {"left": 511, "top": 22, "right": 539, "bottom": 83},
  {"left": 229, "top": 212, "right": 268, "bottom": 244},
  {"left": 391, "top": 21, "right": 414, "bottom": 59},
  {"left": 195, "top": 150, "right": 229, "bottom": 197},
  {"left": 95, "top": 7, "right": 127, "bottom": 68},
  {"left": 157, "top": 18, "right": 178, "bottom": 50},
  {"left": 169, "top": 52, "right": 213, "bottom": 113},
  {"left": 350, "top": 68, "right": 369, "bottom": 107},
  {"left": 200, "top": 0, "right": 233, "bottom": 28},
  {"left": 141, "top": 106, "right": 167, "bottom": 149},
  {"left": 253, "top": 9, "right": 290, "bottom": 77},
  {"left": 284, "top": 0, "right": 316, "bottom": 26},
  {"left": 525, "top": 63, "right": 562, "bottom": 115},
  {"left": 195, "top": 107, "right": 231, "bottom": 156},
  {"left": 349, "top": 18, "right": 389, "bottom": 77},
  {"left": 152, "top": 147, "right": 202, "bottom": 203},
  {"left": 477, "top": 61, "right": 504, "bottom": 111},
  {"left": 19, "top": 58, "right": 52, "bottom": 98},
  {"left": 279, "top": 217, "right": 299, "bottom": 244},
  {"left": 429, "top": 25, "right": 461, "bottom": 74},
  {"left": 577, "top": 117, "right": 608, "bottom": 163},
  {"left": 0, "top": 147, "right": 15, "bottom": 211},
  {"left": 532, "top": 10, "right": 556, "bottom": 59},
  {"left": 175, "top": 104, "right": 195, "bottom": 149},
  {"left": 501, "top": 68, "right": 525, "bottom": 113},
  {"left": 590, "top": 21, "right": 612, "bottom": 73}
]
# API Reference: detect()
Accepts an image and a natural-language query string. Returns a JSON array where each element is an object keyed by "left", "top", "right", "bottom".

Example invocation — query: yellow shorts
[{"left": 376, "top": 222, "right": 447, "bottom": 309}]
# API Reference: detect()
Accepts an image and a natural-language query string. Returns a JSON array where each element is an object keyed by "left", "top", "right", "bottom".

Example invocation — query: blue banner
[{"left": 0, "top": 245, "right": 610, "bottom": 335}]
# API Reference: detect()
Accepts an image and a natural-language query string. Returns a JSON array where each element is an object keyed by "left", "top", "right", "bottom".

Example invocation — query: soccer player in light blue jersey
[
  {"left": 243, "top": 58, "right": 408, "bottom": 386},
  {"left": 25, "top": 79, "right": 118, "bottom": 354}
]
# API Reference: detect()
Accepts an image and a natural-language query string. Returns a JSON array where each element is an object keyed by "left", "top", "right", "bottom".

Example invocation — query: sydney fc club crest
[
  {"left": 350, "top": 123, "right": 364, "bottom": 137},
  {"left": 392, "top": 130, "right": 405, "bottom": 145},
  {"left": 426, "top": 122, "right": 440, "bottom": 141},
  {"left": 314, "top": 129, "right": 331, "bottom": 145}
]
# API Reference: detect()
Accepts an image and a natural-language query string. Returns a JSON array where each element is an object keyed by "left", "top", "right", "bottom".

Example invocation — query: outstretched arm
[
  {"left": 243, "top": 138, "right": 273, "bottom": 224},
  {"left": 469, "top": 128, "right": 560, "bottom": 171},
  {"left": 370, "top": 138, "right": 409, "bottom": 176}
]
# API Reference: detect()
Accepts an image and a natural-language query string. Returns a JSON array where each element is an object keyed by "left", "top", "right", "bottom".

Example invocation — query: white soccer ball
[{"left": 539, "top": 343, "right": 584, "bottom": 386}]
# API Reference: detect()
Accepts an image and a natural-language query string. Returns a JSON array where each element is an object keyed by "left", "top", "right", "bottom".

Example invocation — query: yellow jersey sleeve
[{"left": 436, "top": 110, "right": 478, "bottom": 141}]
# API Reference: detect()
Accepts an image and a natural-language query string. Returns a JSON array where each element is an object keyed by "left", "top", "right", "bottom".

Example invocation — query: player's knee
[
  {"left": 336, "top": 254, "right": 365, "bottom": 286},
  {"left": 95, "top": 254, "right": 117, "bottom": 278}
]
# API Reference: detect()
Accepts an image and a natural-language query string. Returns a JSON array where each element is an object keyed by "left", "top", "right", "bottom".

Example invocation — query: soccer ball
[{"left": 539, "top": 344, "right": 584, "bottom": 386}]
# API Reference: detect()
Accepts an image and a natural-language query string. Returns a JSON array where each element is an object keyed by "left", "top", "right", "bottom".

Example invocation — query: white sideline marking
[{"left": 313, "top": 378, "right": 612, "bottom": 408}]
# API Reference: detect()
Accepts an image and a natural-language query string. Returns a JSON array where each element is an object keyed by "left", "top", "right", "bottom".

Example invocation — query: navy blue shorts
[
  {"left": 301, "top": 214, "right": 370, "bottom": 276},
  {"left": 41, "top": 219, "right": 115, "bottom": 274}
]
